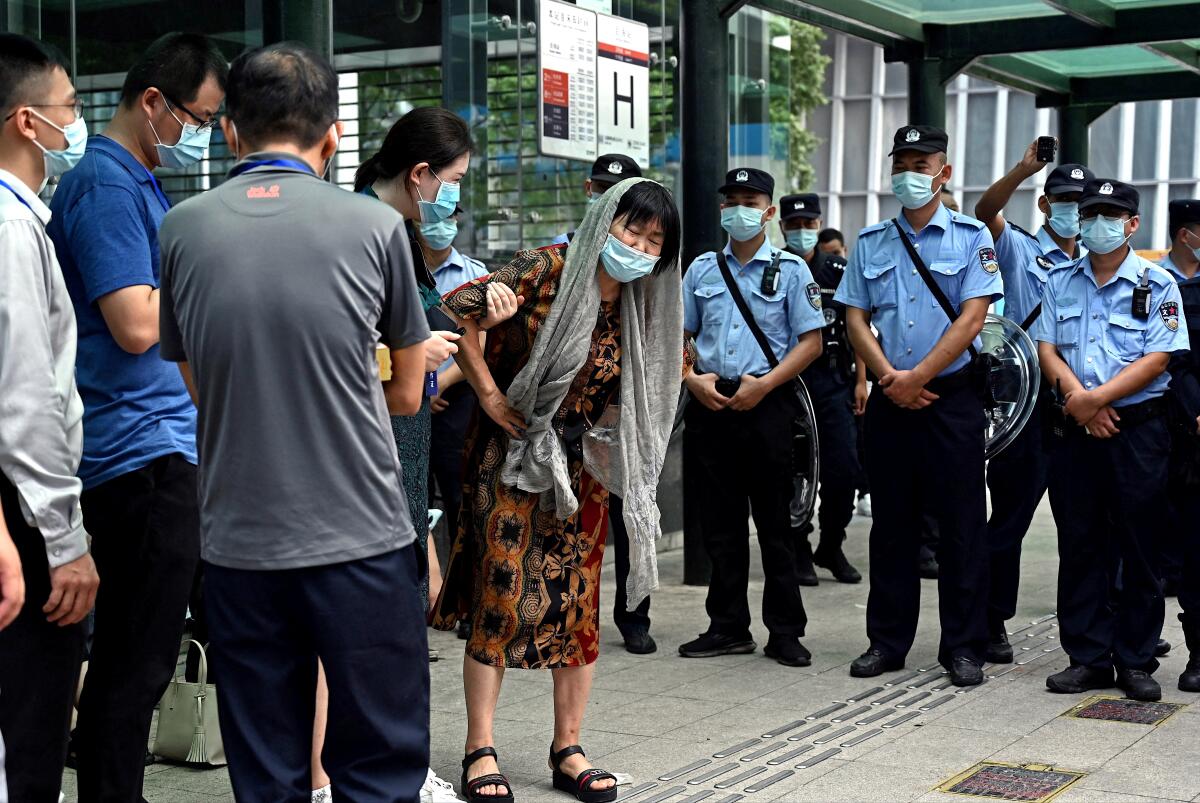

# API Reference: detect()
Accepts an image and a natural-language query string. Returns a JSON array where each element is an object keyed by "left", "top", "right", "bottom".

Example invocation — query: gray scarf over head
[{"left": 500, "top": 177, "right": 683, "bottom": 609}]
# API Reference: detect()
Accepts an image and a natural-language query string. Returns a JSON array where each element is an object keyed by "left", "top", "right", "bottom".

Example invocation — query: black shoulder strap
[
  {"left": 715, "top": 251, "right": 780, "bottom": 370},
  {"left": 892, "top": 218, "right": 978, "bottom": 359},
  {"left": 1020, "top": 303, "right": 1042, "bottom": 332}
]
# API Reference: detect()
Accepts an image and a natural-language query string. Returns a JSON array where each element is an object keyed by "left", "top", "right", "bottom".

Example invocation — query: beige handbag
[{"left": 153, "top": 639, "right": 226, "bottom": 766}]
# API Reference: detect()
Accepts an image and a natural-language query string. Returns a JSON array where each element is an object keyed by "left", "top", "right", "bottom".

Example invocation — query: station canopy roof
[{"left": 744, "top": 0, "right": 1200, "bottom": 109}]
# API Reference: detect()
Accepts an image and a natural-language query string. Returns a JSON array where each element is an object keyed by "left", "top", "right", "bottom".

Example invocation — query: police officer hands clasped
[
  {"left": 835, "top": 125, "right": 1003, "bottom": 687},
  {"left": 1036, "top": 179, "right": 1189, "bottom": 702},
  {"left": 679, "top": 167, "right": 825, "bottom": 668},
  {"left": 973, "top": 144, "right": 1094, "bottom": 664}
]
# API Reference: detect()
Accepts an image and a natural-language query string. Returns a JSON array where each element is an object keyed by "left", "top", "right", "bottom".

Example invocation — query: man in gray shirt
[
  {"left": 0, "top": 33, "right": 100, "bottom": 802},
  {"left": 158, "top": 43, "right": 430, "bottom": 803}
]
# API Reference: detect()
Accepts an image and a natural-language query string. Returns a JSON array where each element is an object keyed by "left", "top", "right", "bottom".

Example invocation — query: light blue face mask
[
  {"left": 151, "top": 102, "right": 211, "bottom": 169},
  {"left": 721, "top": 205, "right": 766, "bottom": 242},
  {"left": 1048, "top": 201, "right": 1080, "bottom": 238},
  {"left": 419, "top": 217, "right": 458, "bottom": 250},
  {"left": 600, "top": 233, "right": 658, "bottom": 282},
  {"left": 31, "top": 109, "right": 88, "bottom": 178},
  {"left": 418, "top": 169, "right": 461, "bottom": 224},
  {"left": 891, "top": 170, "right": 943, "bottom": 210},
  {"left": 587, "top": 192, "right": 602, "bottom": 206},
  {"left": 786, "top": 228, "right": 819, "bottom": 255},
  {"left": 1080, "top": 214, "right": 1132, "bottom": 255}
]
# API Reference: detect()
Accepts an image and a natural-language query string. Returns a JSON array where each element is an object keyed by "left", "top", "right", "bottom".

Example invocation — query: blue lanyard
[
  {"left": 0, "top": 177, "right": 36, "bottom": 216},
  {"left": 143, "top": 169, "right": 171, "bottom": 212},
  {"left": 228, "top": 158, "right": 316, "bottom": 178}
]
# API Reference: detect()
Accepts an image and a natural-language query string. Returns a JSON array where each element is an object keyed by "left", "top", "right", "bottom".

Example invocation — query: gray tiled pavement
[{"left": 59, "top": 497, "right": 1200, "bottom": 802}]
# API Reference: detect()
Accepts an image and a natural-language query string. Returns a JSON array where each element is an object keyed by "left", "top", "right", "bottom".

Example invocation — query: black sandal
[
  {"left": 461, "top": 746, "right": 515, "bottom": 803},
  {"left": 549, "top": 744, "right": 618, "bottom": 803}
]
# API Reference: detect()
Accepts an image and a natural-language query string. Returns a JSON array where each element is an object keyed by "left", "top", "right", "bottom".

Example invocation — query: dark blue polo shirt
[{"left": 48, "top": 135, "right": 197, "bottom": 488}]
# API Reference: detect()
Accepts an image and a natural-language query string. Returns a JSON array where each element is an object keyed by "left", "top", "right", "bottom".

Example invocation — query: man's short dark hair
[
  {"left": 121, "top": 32, "right": 227, "bottom": 108},
  {"left": 818, "top": 228, "right": 844, "bottom": 246},
  {"left": 225, "top": 43, "right": 338, "bottom": 150},
  {"left": 0, "top": 33, "right": 68, "bottom": 113}
]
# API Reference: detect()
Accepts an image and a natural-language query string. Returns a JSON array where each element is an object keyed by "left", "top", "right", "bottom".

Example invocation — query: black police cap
[
  {"left": 719, "top": 167, "right": 774, "bottom": 199},
  {"left": 1169, "top": 199, "right": 1200, "bottom": 231},
  {"left": 590, "top": 153, "right": 642, "bottom": 183},
  {"left": 1045, "top": 163, "right": 1094, "bottom": 196},
  {"left": 780, "top": 193, "right": 822, "bottom": 221},
  {"left": 1078, "top": 178, "right": 1139, "bottom": 216},
  {"left": 888, "top": 125, "right": 948, "bottom": 156}
]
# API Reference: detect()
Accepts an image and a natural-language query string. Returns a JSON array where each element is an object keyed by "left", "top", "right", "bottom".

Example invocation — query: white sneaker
[
  {"left": 312, "top": 785, "right": 332, "bottom": 803},
  {"left": 421, "top": 768, "right": 464, "bottom": 803},
  {"left": 856, "top": 495, "right": 872, "bottom": 518}
]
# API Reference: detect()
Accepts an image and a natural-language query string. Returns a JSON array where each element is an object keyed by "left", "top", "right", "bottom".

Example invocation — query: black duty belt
[
  {"left": 1111, "top": 396, "right": 1167, "bottom": 429},
  {"left": 926, "top": 367, "right": 972, "bottom": 395}
]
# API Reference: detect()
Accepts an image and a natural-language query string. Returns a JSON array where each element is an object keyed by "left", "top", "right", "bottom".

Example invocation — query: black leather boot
[{"left": 1180, "top": 613, "right": 1200, "bottom": 693}]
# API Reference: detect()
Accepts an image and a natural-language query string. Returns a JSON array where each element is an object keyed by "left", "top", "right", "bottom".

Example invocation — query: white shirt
[{"left": 0, "top": 167, "right": 87, "bottom": 567}]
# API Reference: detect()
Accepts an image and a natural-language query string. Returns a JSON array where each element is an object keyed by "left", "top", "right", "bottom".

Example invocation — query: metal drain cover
[
  {"left": 938, "top": 762, "right": 1084, "bottom": 802},
  {"left": 1064, "top": 695, "right": 1185, "bottom": 726}
]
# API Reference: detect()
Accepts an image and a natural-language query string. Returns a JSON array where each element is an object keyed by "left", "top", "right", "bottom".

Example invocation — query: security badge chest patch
[
  {"left": 1160, "top": 300, "right": 1180, "bottom": 331},
  {"left": 1035, "top": 255, "right": 1054, "bottom": 270},
  {"left": 979, "top": 247, "right": 1000, "bottom": 273}
]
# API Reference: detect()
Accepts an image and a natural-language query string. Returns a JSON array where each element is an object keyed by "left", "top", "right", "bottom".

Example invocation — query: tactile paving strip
[
  {"left": 1063, "top": 695, "right": 1186, "bottom": 726},
  {"left": 936, "top": 762, "right": 1084, "bottom": 803}
]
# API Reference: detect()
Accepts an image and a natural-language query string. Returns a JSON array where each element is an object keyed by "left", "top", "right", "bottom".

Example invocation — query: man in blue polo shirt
[{"left": 47, "top": 32, "right": 226, "bottom": 803}]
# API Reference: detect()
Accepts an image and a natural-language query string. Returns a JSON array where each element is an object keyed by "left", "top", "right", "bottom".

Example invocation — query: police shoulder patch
[
  {"left": 806, "top": 282, "right": 822, "bottom": 310},
  {"left": 1160, "top": 299, "right": 1180, "bottom": 331},
  {"left": 978, "top": 247, "right": 1000, "bottom": 273}
]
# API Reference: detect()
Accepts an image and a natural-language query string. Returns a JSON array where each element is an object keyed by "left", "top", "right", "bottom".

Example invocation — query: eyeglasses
[
  {"left": 3, "top": 98, "right": 85, "bottom": 122},
  {"left": 164, "top": 95, "right": 219, "bottom": 133}
]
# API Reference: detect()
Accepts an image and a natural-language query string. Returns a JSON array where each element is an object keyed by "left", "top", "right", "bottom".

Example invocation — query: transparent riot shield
[{"left": 979, "top": 312, "right": 1041, "bottom": 459}]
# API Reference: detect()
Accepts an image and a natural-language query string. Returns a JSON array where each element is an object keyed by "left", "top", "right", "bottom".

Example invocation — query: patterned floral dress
[{"left": 432, "top": 246, "right": 620, "bottom": 669}]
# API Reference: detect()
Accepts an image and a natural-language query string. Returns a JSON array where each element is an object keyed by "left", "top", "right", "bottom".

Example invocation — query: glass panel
[
  {"left": 843, "top": 37, "right": 874, "bottom": 97},
  {"left": 964, "top": 93, "right": 997, "bottom": 188},
  {"left": 1011, "top": 45, "right": 1176, "bottom": 78},
  {"left": 1089, "top": 105, "right": 1121, "bottom": 178},
  {"left": 1170, "top": 98, "right": 1197, "bottom": 180},
  {"left": 1005, "top": 91, "right": 1037, "bottom": 170},
  {"left": 810, "top": 102, "right": 832, "bottom": 192},
  {"left": 1132, "top": 101, "right": 1160, "bottom": 181},
  {"left": 1130, "top": 184, "right": 1155, "bottom": 249},
  {"left": 842, "top": 99, "right": 870, "bottom": 191},
  {"left": 839, "top": 196, "right": 867, "bottom": 247},
  {"left": 884, "top": 60, "right": 906, "bottom": 95},
  {"left": 1007, "top": 189, "right": 1037, "bottom": 233},
  {"left": 863, "top": 0, "right": 1059, "bottom": 24}
]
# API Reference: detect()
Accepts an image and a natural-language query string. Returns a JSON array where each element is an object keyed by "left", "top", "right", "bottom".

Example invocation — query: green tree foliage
[{"left": 769, "top": 19, "right": 829, "bottom": 191}]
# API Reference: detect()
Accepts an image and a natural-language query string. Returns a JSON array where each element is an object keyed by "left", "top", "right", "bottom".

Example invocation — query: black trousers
[
  {"left": 1048, "top": 415, "right": 1168, "bottom": 672},
  {"left": 984, "top": 393, "right": 1051, "bottom": 627},
  {"left": 73, "top": 453, "right": 200, "bottom": 803},
  {"left": 610, "top": 495, "right": 651, "bottom": 632},
  {"left": 429, "top": 382, "right": 476, "bottom": 545},
  {"left": 863, "top": 380, "right": 989, "bottom": 667},
  {"left": 206, "top": 545, "right": 429, "bottom": 803},
  {"left": 796, "top": 365, "right": 861, "bottom": 549},
  {"left": 0, "top": 474, "right": 85, "bottom": 803},
  {"left": 684, "top": 385, "right": 807, "bottom": 638},
  {"left": 1180, "top": 488, "right": 1200, "bottom": 624}
]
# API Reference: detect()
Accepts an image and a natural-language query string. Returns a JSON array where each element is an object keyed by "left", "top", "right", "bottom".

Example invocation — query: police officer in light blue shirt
[
  {"left": 973, "top": 146, "right": 1093, "bottom": 665},
  {"left": 678, "top": 167, "right": 825, "bottom": 668},
  {"left": 1160, "top": 199, "right": 1200, "bottom": 599},
  {"left": 1036, "top": 178, "right": 1189, "bottom": 703},
  {"left": 835, "top": 125, "right": 1003, "bottom": 687},
  {"left": 1160, "top": 200, "right": 1200, "bottom": 284}
]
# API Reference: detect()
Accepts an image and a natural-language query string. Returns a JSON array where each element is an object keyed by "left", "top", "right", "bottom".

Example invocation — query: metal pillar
[
  {"left": 906, "top": 59, "right": 947, "bottom": 128},
  {"left": 679, "top": 0, "right": 728, "bottom": 586},
  {"left": 262, "top": 0, "right": 333, "bottom": 57},
  {"left": 1057, "top": 103, "right": 1111, "bottom": 166}
]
